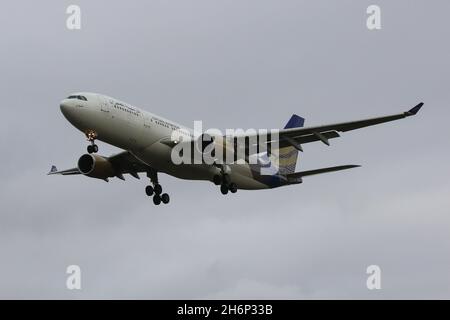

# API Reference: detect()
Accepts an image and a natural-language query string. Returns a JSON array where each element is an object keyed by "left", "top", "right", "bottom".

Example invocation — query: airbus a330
[{"left": 49, "top": 92, "right": 423, "bottom": 205}]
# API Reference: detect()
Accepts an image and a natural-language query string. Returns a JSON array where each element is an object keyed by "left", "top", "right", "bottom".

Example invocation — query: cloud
[{"left": 0, "top": 0, "right": 449, "bottom": 299}]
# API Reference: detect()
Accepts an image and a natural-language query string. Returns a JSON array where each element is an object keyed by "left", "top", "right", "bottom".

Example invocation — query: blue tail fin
[
  {"left": 284, "top": 114, "right": 305, "bottom": 129},
  {"left": 278, "top": 114, "right": 305, "bottom": 174}
]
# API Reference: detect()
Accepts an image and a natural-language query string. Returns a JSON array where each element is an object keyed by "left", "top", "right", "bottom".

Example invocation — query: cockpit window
[{"left": 67, "top": 95, "right": 88, "bottom": 101}]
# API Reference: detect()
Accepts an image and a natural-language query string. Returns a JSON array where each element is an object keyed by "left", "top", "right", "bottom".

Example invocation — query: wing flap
[{"left": 278, "top": 130, "right": 340, "bottom": 148}]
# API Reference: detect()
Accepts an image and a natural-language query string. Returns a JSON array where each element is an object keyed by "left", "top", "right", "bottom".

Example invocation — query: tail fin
[
  {"left": 284, "top": 114, "right": 305, "bottom": 129},
  {"left": 278, "top": 114, "right": 305, "bottom": 175}
]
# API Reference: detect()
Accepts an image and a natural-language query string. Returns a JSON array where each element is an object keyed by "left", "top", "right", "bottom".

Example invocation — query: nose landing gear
[
  {"left": 145, "top": 170, "right": 170, "bottom": 205},
  {"left": 87, "top": 144, "right": 98, "bottom": 154},
  {"left": 85, "top": 130, "right": 98, "bottom": 154}
]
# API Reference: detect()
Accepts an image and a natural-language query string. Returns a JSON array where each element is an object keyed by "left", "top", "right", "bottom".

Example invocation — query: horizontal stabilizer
[
  {"left": 48, "top": 165, "right": 58, "bottom": 174},
  {"left": 287, "top": 164, "right": 360, "bottom": 182},
  {"left": 47, "top": 165, "right": 80, "bottom": 176}
]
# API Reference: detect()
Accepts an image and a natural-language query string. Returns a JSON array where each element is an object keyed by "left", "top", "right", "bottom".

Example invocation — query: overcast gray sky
[{"left": 0, "top": 0, "right": 449, "bottom": 299}]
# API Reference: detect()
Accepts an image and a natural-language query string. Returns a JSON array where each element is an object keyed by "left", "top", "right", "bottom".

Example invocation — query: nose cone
[{"left": 60, "top": 99, "right": 74, "bottom": 119}]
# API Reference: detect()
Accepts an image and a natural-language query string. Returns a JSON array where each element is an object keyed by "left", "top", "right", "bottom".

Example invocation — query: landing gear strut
[
  {"left": 145, "top": 170, "right": 170, "bottom": 205},
  {"left": 85, "top": 130, "right": 98, "bottom": 154}
]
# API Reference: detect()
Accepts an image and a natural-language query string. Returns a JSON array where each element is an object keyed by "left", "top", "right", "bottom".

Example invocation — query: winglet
[
  {"left": 48, "top": 165, "right": 58, "bottom": 175},
  {"left": 405, "top": 102, "right": 424, "bottom": 116}
]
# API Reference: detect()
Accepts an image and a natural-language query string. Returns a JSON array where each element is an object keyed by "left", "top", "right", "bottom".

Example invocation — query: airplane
[{"left": 49, "top": 92, "right": 423, "bottom": 205}]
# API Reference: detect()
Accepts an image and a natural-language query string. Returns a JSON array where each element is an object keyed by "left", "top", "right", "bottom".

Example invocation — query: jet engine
[{"left": 77, "top": 154, "right": 115, "bottom": 179}]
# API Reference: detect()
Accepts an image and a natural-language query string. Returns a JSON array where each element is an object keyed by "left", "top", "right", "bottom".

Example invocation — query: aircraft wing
[
  {"left": 106, "top": 151, "right": 150, "bottom": 179},
  {"left": 48, "top": 151, "right": 151, "bottom": 180},
  {"left": 233, "top": 102, "right": 423, "bottom": 151}
]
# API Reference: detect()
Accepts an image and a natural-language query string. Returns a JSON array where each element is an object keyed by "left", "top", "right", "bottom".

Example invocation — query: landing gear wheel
[
  {"left": 154, "top": 184, "right": 162, "bottom": 195},
  {"left": 229, "top": 183, "right": 238, "bottom": 193},
  {"left": 153, "top": 194, "right": 161, "bottom": 205},
  {"left": 146, "top": 171, "right": 168, "bottom": 203},
  {"left": 213, "top": 175, "right": 222, "bottom": 185},
  {"left": 145, "top": 185, "right": 154, "bottom": 196},
  {"left": 220, "top": 184, "right": 229, "bottom": 195},
  {"left": 87, "top": 144, "right": 98, "bottom": 154},
  {"left": 161, "top": 193, "right": 170, "bottom": 204}
]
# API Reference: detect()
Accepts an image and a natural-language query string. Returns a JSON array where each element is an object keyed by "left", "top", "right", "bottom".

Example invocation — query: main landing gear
[
  {"left": 145, "top": 170, "right": 170, "bottom": 205},
  {"left": 85, "top": 130, "right": 99, "bottom": 154},
  {"left": 213, "top": 174, "right": 238, "bottom": 195}
]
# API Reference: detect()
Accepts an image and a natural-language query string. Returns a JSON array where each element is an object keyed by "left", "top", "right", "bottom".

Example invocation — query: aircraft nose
[{"left": 60, "top": 99, "right": 74, "bottom": 118}]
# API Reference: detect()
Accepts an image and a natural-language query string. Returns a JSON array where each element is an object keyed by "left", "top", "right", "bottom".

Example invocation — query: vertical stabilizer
[{"left": 277, "top": 114, "right": 305, "bottom": 174}]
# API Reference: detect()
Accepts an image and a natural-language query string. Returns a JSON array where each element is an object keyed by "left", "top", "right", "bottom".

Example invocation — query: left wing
[{"left": 233, "top": 102, "right": 424, "bottom": 151}]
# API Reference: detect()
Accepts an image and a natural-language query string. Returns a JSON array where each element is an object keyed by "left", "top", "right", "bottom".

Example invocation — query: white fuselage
[{"left": 60, "top": 92, "right": 270, "bottom": 190}]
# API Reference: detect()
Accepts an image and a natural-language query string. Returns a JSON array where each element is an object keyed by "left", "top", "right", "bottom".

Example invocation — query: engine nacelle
[{"left": 77, "top": 154, "right": 115, "bottom": 179}]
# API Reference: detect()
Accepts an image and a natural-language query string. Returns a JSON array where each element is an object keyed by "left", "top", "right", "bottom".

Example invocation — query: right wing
[
  {"left": 106, "top": 151, "right": 152, "bottom": 179},
  {"left": 47, "top": 151, "right": 152, "bottom": 180}
]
